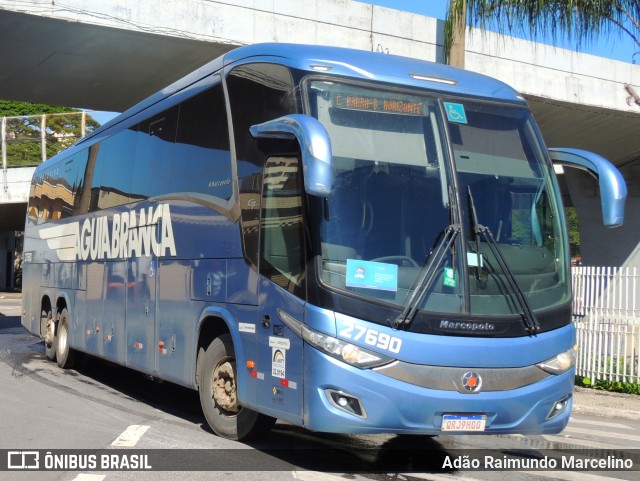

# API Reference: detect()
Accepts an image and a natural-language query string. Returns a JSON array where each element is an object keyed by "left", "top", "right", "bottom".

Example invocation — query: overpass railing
[
  {"left": 1, "top": 111, "right": 91, "bottom": 193},
  {"left": 572, "top": 266, "right": 640, "bottom": 385}
]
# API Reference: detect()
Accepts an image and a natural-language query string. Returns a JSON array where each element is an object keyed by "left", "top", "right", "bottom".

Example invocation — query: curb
[
  {"left": 573, "top": 386, "right": 640, "bottom": 421},
  {"left": 572, "top": 404, "right": 640, "bottom": 421},
  {"left": 0, "top": 292, "right": 21, "bottom": 300}
]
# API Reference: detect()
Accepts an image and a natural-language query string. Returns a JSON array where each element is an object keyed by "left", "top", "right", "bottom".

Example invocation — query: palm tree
[{"left": 444, "top": 0, "right": 640, "bottom": 67}]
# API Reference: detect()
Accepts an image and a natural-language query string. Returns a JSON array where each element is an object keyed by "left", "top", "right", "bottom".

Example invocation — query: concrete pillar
[
  {"left": 0, "top": 232, "right": 7, "bottom": 291},
  {"left": 7, "top": 232, "right": 15, "bottom": 291}
]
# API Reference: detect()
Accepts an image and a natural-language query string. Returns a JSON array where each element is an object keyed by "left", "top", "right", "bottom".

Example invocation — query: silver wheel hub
[
  {"left": 57, "top": 322, "right": 67, "bottom": 356},
  {"left": 44, "top": 318, "right": 54, "bottom": 347}
]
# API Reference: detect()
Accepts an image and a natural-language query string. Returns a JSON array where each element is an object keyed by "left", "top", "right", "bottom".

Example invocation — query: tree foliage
[
  {"left": 565, "top": 206, "right": 581, "bottom": 257},
  {"left": 444, "top": 0, "right": 640, "bottom": 64},
  {"left": 0, "top": 100, "right": 99, "bottom": 166}
]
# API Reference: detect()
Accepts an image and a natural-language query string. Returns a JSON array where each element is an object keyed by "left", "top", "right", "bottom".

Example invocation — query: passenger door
[{"left": 255, "top": 156, "right": 306, "bottom": 423}]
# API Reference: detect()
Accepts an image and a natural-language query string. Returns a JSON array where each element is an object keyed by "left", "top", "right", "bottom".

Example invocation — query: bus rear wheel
[
  {"left": 43, "top": 309, "right": 56, "bottom": 362},
  {"left": 198, "top": 333, "right": 274, "bottom": 441},
  {"left": 55, "top": 308, "right": 76, "bottom": 369}
]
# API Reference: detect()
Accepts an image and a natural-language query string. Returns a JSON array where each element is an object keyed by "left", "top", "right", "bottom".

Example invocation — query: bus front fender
[{"left": 194, "top": 306, "right": 248, "bottom": 392}]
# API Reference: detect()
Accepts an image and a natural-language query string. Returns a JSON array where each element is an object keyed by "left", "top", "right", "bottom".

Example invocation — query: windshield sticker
[
  {"left": 444, "top": 102, "right": 468, "bottom": 124},
  {"left": 467, "top": 252, "right": 484, "bottom": 267},
  {"left": 443, "top": 267, "right": 457, "bottom": 288},
  {"left": 346, "top": 259, "right": 398, "bottom": 292}
]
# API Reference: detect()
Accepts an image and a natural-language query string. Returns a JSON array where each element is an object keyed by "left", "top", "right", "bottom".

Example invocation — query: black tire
[
  {"left": 198, "top": 333, "right": 275, "bottom": 440},
  {"left": 55, "top": 308, "right": 76, "bottom": 369},
  {"left": 42, "top": 309, "right": 57, "bottom": 362},
  {"left": 196, "top": 346, "right": 205, "bottom": 388}
]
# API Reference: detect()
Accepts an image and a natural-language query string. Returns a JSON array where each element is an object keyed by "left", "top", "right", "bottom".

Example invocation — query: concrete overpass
[{"left": 0, "top": 0, "right": 639, "bottom": 289}]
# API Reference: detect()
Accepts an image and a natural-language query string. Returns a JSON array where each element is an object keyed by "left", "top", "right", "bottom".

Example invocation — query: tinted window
[
  {"left": 33, "top": 160, "right": 83, "bottom": 224},
  {"left": 226, "top": 63, "right": 296, "bottom": 171},
  {"left": 35, "top": 166, "right": 55, "bottom": 224},
  {"left": 260, "top": 156, "right": 305, "bottom": 294},
  {"left": 133, "top": 107, "right": 178, "bottom": 199},
  {"left": 61, "top": 150, "right": 89, "bottom": 219},
  {"left": 26, "top": 176, "right": 39, "bottom": 226},
  {"left": 227, "top": 63, "right": 297, "bottom": 268},
  {"left": 172, "top": 81, "right": 232, "bottom": 199},
  {"left": 89, "top": 128, "right": 136, "bottom": 211}
]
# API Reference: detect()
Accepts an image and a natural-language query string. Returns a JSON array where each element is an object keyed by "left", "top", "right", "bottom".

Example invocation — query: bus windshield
[
  {"left": 306, "top": 80, "right": 570, "bottom": 319},
  {"left": 453, "top": 102, "right": 570, "bottom": 316}
]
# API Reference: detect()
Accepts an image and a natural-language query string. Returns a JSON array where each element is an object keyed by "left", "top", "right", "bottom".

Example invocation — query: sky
[
  {"left": 89, "top": 0, "right": 638, "bottom": 126},
  {"left": 89, "top": 110, "right": 119, "bottom": 125},
  {"left": 363, "top": 0, "right": 639, "bottom": 64}
]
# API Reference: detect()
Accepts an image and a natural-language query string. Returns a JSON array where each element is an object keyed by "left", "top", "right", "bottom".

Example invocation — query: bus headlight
[
  {"left": 536, "top": 346, "right": 577, "bottom": 374},
  {"left": 302, "top": 325, "right": 394, "bottom": 369}
]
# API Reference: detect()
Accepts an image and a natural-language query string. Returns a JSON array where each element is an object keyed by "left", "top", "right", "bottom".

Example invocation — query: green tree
[
  {"left": 0, "top": 100, "right": 99, "bottom": 166},
  {"left": 444, "top": 0, "right": 640, "bottom": 66},
  {"left": 565, "top": 206, "right": 581, "bottom": 257}
]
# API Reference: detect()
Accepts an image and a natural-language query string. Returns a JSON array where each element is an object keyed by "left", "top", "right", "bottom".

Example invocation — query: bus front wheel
[{"left": 198, "top": 333, "right": 274, "bottom": 441}]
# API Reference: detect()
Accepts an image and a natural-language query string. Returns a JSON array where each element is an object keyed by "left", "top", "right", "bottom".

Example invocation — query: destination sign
[{"left": 333, "top": 94, "right": 425, "bottom": 116}]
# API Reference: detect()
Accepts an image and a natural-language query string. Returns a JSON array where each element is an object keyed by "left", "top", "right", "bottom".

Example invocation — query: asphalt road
[{"left": 1, "top": 293, "right": 639, "bottom": 481}]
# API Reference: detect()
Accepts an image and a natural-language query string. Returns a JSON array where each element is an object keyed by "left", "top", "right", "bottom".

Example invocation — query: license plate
[{"left": 441, "top": 414, "right": 487, "bottom": 432}]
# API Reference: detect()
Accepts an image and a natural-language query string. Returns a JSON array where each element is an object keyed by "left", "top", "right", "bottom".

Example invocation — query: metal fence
[
  {"left": 572, "top": 266, "right": 640, "bottom": 384},
  {"left": 1, "top": 111, "right": 90, "bottom": 169}
]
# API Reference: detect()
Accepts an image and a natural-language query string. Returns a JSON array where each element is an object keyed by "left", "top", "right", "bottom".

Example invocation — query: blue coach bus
[{"left": 22, "top": 43, "right": 626, "bottom": 440}]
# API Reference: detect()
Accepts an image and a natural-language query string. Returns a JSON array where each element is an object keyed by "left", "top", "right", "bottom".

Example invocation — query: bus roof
[
  {"left": 223, "top": 43, "right": 522, "bottom": 101},
  {"left": 73, "top": 43, "right": 524, "bottom": 152}
]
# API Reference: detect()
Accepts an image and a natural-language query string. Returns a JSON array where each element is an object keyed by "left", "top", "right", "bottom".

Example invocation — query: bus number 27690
[{"left": 338, "top": 320, "right": 402, "bottom": 354}]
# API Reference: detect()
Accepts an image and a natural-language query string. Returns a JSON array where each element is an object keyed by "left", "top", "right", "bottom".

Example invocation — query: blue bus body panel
[
  {"left": 303, "top": 344, "right": 573, "bottom": 434},
  {"left": 295, "top": 305, "right": 574, "bottom": 434},
  {"left": 238, "top": 279, "right": 306, "bottom": 426}
]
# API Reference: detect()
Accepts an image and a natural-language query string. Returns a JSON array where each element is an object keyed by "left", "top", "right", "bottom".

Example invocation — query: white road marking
[
  {"left": 543, "top": 434, "right": 618, "bottom": 449},
  {"left": 396, "top": 473, "right": 481, "bottom": 481},
  {"left": 293, "top": 466, "right": 483, "bottom": 481},
  {"left": 111, "top": 424, "right": 150, "bottom": 447},
  {"left": 564, "top": 425, "right": 640, "bottom": 442},
  {"left": 570, "top": 417, "right": 633, "bottom": 430},
  {"left": 293, "top": 471, "right": 359, "bottom": 481},
  {"left": 71, "top": 475, "right": 106, "bottom": 481}
]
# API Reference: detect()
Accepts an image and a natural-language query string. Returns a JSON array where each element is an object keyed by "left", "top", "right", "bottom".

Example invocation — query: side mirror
[
  {"left": 548, "top": 148, "right": 627, "bottom": 228},
  {"left": 250, "top": 114, "right": 333, "bottom": 197}
]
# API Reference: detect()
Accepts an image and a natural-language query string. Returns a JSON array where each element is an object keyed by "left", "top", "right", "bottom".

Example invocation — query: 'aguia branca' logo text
[{"left": 38, "top": 204, "right": 177, "bottom": 261}]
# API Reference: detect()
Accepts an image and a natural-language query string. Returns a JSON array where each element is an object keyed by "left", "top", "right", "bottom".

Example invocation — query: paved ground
[
  {"left": 3, "top": 290, "right": 639, "bottom": 423},
  {"left": 574, "top": 386, "right": 640, "bottom": 421}
]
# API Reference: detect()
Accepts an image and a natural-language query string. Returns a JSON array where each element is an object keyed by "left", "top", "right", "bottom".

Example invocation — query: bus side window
[
  {"left": 260, "top": 156, "right": 305, "bottom": 294},
  {"left": 26, "top": 176, "right": 39, "bottom": 227},
  {"left": 226, "top": 63, "right": 297, "bottom": 268},
  {"left": 37, "top": 167, "right": 54, "bottom": 224},
  {"left": 172, "top": 80, "right": 232, "bottom": 200},
  {"left": 134, "top": 106, "right": 178, "bottom": 200},
  {"left": 59, "top": 150, "right": 89, "bottom": 219},
  {"left": 87, "top": 128, "right": 136, "bottom": 211}
]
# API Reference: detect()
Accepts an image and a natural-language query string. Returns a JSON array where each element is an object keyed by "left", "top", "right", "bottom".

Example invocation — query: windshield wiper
[
  {"left": 467, "top": 186, "right": 540, "bottom": 334},
  {"left": 394, "top": 223, "right": 460, "bottom": 329}
]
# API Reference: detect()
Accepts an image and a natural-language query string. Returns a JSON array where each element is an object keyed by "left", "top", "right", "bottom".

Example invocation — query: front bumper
[{"left": 303, "top": 344, "right": 573, "bottom": 435}]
